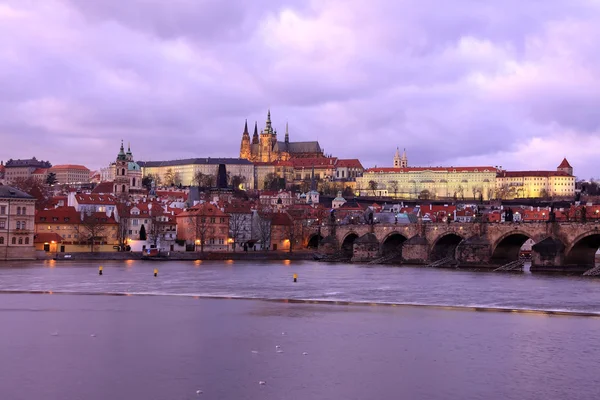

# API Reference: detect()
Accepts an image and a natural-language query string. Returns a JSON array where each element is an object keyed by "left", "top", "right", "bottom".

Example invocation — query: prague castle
[{"left": 240, "top": 110, "right": 324, "bottom": 162}]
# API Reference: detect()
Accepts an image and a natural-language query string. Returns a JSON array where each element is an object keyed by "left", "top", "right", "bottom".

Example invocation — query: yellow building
[
  {"left": 35, "top": 206, "right": 119, "bottom": 254},
  {"left": 495, "top": 158, "right": 575, "bottom": 199},
  {"left": 0, "top": 186, "right": 36, "bottom": 260},
  {"left": 356, "top": 166, "right": 498, "bottom": 200},
  {"left": 139, "top": 158, "right": 255, "bottom": 189}
]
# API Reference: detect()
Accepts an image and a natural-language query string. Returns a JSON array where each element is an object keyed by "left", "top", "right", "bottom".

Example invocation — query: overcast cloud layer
[{"left": 1, "top": 0, "right": 599, "bottom": 177}]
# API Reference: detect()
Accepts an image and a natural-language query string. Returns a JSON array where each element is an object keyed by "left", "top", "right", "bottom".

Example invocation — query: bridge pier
[
  {"left": 530, "top": 237, "right": 571, "bottom": 273},
  {"left": 456, "top": 236, "right": 493, "bottom": 268},
  {"left": 318, "top": 235, "right": 339, "bottom": 255},
  {"left": 351, "top": 233, "right": 380, "bottom": 263},
  {"left": 401, "top": 235, "right": 429, "bottom": 264}
]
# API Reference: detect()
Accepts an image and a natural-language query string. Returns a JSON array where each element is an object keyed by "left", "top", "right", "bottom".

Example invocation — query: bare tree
[
  {"left": 230, "top": 174, "right": 247, "bottom": 190},
  {"left": 255, "top": 214, "right": 272, "bottom": 251},
  {"left": 419, "top": 189, "right": 431, "bottom": 200},
  {"left": 368, "top": 180, "right": 378, "bottom": 196},
  {"left": 76, "top": 211, "right": 108, "bottom": 253},
  {"left": 188, "top": 214, "right": 214, "bottom": 253},
  {"left": 229, "top": 213, "right": 250, "bottom": 252},
  {"left": 457, "top": 185, "right": 465, "bottom": 200},
  {"left": 164, "top": 168, "right": 176, "bottom": 186},
  {"left": 388, "top": 180, "right": 399, "bottom": 198}
]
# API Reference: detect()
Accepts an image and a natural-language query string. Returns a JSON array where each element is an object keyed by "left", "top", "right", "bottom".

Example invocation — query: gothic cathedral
[{"left": 240, "top": 110, "right": 324, "bottom": 162}]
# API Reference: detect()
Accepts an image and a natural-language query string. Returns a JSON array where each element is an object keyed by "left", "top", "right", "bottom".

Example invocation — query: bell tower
[{"left": 240, "top": 120, "right": 251, "bottom": 160}]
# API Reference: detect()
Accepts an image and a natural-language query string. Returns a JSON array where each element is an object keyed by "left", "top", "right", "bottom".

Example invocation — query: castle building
[
  {"left": 239, "top": 110, "right": 324, "bottom": 163},
  {"left": 113, "top": 141, "right": 143, "bottom": 195},
  {"left": 495, "top": 158, "right": 575, "bottom": 199}
]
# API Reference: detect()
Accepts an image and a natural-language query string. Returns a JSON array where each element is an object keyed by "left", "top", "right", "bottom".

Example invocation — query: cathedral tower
[
  {"left": 401, "top": 148, "right": 408, "bottom": 168},
  {"left": 239, "top": 120, "right": 251, "bottom": 160},
  {"left": 393, "top": 147, "right": 401, "bottom": 168}
]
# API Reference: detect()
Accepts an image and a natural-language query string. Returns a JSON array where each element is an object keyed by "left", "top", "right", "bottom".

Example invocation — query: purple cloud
[{"left": 1, "top": 0, "right": 599, "bottom": 178}]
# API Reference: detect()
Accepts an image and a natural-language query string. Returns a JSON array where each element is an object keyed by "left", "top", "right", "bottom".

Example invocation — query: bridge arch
[
  {"left": 491, "top": 231, "right": 534, "bottom": 264},
  {"left": 430, "top": 232, "right": 464, "bottom": 261},
  {"left": 341, "top": 232, "right": 360, "bottom": 257},
  {"left": 307, "top": 234, "right": 323, "bottom": 249},
  {"left": 381, "top": 232, "right": 408, "bottom": 256},
  {"left": 564, "top": 231, "right": 600, "bottom": 268}
]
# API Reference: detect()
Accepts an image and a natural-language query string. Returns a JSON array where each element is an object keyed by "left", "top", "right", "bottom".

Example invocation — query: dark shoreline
[{"left": 40, "top": 251, "right": 317, "bottom": 262}]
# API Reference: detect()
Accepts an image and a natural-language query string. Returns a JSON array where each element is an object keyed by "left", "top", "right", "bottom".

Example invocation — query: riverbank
[{"left": 45, "top": 251, "right": 316, "bottom": 262}]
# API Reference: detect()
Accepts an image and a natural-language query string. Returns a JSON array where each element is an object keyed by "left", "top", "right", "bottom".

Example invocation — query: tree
[
  {"left": 142, "top": 176, "right": 153, "bottom": 190},
  {"left": 495, "top": 184, "right": 516, "bottom": 200},
  {"left": 229, "top": 212, "right": 250, "bottom": 252},
  {"left": 388, "top": 181, "right": 399, "bottom": 198},
  {"left": 139, "top": 224, "right": 147, "bottom": 241},
  {"left": 456, "top": 185, "right": 465, "bottom": 200},
  {"left": 114, "top": 194, "right": 131, "bottom": 251},
  {"left": 342, "top": 186, "right": 354, "bottom": 198},
  {"left": 299, "top": 178, "right": 311, "bottom": 193},
  {"left": 46, "top": 172, "right": 57, "bottom": 185},
  {"left": 230, "top": 175, "right": 247, "bottom": 190},
  {"left": 193, "top": 171, "right": 215, "bottom": 187},
  {"left": 419, "top": 189, "right": 431, "bottom": 200},
  {"left": 285, "top": 219, "right": 298, "bottom": 253},
  {"left": 188, "top": 213, "right": 214, "bottom": 253},
  {"left": 164, "top": 168, "right": 175, "bottom": 186},
  {"left": 10, "top": 177, "right": 52, "bottom": 211},
  {"left": 76, "top": 211, "right": 108, "bottom": 253},
  {"left": 539, "top": 188, "right": 551, "bottom": 200},
  {"left": 368, "top": 180, "right": 378, "bottom": 196},
  {"left": 264, "top": 173, "right": 284, "bottom": 191},
  {"left": 255, "top": 213, "right": 272, "bottom": 251}
]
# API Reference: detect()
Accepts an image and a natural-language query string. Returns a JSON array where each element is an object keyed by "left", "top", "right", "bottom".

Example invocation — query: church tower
[
  {"left": 252, "top": 121, "right": 259, "bottom": 145},
  {"left": 114, "top": 140, "right": 130, "bottom": 195},
  {"left": 285, "top": 122, "right": 289, "bottom": 144},
  {"left": 240, "top": 120, "right": 251, "bottom": 160},
  {"left": 557, "top": 158, "right": 573, "bottom": 176},
  {"left": 401, "top": 148, "right": 408, "bottom": 168},
  {"left": 393, "top": 147, "right": 401, "bottom": 168}
]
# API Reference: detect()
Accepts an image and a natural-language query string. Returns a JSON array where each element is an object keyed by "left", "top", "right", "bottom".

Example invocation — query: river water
[{"left": 0, "top": 260, "right": 599, "bottom": 399}]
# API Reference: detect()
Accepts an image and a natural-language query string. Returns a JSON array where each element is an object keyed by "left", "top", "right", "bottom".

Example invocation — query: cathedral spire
[
  {"left": 252, "top": 121, "right": 259, "bottom": 144},
  {"left": 285, "top": 122, "right": 289, "bottom": 143},
  {"left": 243, "top": 119, "right": 249, "bottom": 136},
  {"left": 265, "top": 109, "right": 272, "bottom": 133}
]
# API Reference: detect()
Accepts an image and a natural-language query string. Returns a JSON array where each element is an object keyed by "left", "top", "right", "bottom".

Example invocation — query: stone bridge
[{"left": 305, "top": 221, "right": 600, "bottom": 272}]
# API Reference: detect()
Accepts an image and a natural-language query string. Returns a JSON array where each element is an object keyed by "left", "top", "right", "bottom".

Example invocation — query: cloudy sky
[{"left": 1, "top": 0, "right": 599, "bottom": 178}]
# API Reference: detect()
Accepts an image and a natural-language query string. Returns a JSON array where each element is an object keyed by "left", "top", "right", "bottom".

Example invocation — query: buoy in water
[{"left": 98, "top": 266, "right": 103, "bottom": 275}]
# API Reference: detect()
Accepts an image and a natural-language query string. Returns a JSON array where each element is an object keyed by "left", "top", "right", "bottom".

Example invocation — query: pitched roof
[
  {"left": 274, "top": 141, "right": 323, "bottom": 154},
  {"left": 91, "top": 182, "right": 115, "bottom": 194},
  {"left": 32, "top": 168, "right": 48, "bottom": 175},
  {"left": 35, "top": 206, "right": 81, "bottom": 223},
  {"left": 138, "top": 158, "right": 253, "bottom": 168},
  {"left": 34, "top": 232, "right": 64, "bottom": 244},
  {"left": 50, "top": 164, "right": 90, "bottom": 171},
  {"left": 178, "top": 203, "right": 228, "bottom": 218},
  {"left": 557, "top": 158, "right": 572, "bottom": 168},
  {"left": 335, "top": 159, "right": 364, "bottom": 169},
  {"left": 497, "top": 171, "right": 572, "bottom": 178},
  {"left": 0, "top": 185, "right": 35, "bottom": 199},
  {"left": 365, "top": 166, "right": 497, "bottom": 173},
  {"left": 291, "top": 157, "right": 338, "bottom": 168},
  {"left": 74, "top": 194, "right": 117, "bottom": 205}
]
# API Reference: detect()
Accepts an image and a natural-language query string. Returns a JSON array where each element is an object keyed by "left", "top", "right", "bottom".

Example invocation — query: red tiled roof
[
  {"left": 91, "top": 182, "right": 115, "bottom": 194},
  {"left": 178, "top": 203, "right": 228, "bottom": 218},
  {"left": 557, "top": 158, "right": 572, "bottom": 168},
  {"left": 32, "top": 168, "right": 48, "bottom": 175},
  {"left": 291, "top": 158, "right": 338, "bottom": 168},
  {"left": 50, "top": 164, "right": 90, "bottom": 171},
  {"left": 223, "top": 202, "right": 253, "bottom": 214},
  {"left": 497, "top": 171, "right": 572, "bottom": 178},
  {"left": 366, "top": 166, "right": 497, "bottom": 173},
  {"left": 34, "top": 232, "right": 64, "bottom": 244},
  {"left": 36, "top": 206, "right": 81, "bottom": 223},
  {"left": 270, "top": 212, "right": 293, "bottom": 226},
  {"left": 335, "top": 159, "right": 364, "bottom": 169},
  {"left": 74, "top": 194, "right": 117, "bottom": 205}
]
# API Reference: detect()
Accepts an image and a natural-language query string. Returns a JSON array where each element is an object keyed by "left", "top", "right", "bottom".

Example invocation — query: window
[
  {"left": 0, "top": 206, "right": 5, "bottom": 215},
  {"left": 220, "top": 218, "right": 225, "bottom": 223},
  {"left": 16, "top": 207, "right": 21, "bottom": 215},
  {"left": 0, "top": 237, "right": 3, "bottom": 244},
  {"left": 0, "top": 221, "right": 4, "bottom": 229},
  {"left": 210, "top": 218, "right": 216, "bottom": 223},
  {"left": 22, "top": 207, "right": 26, "bottom": 215},
  {"left": 16, "top": 221, "right": 20, "bottom": 230},
  {"left": 12, "top": 237, "right": 16, "bottom": 245},
  {"left": 25, "top": 237, "right": 29, "bottom": 245}
]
